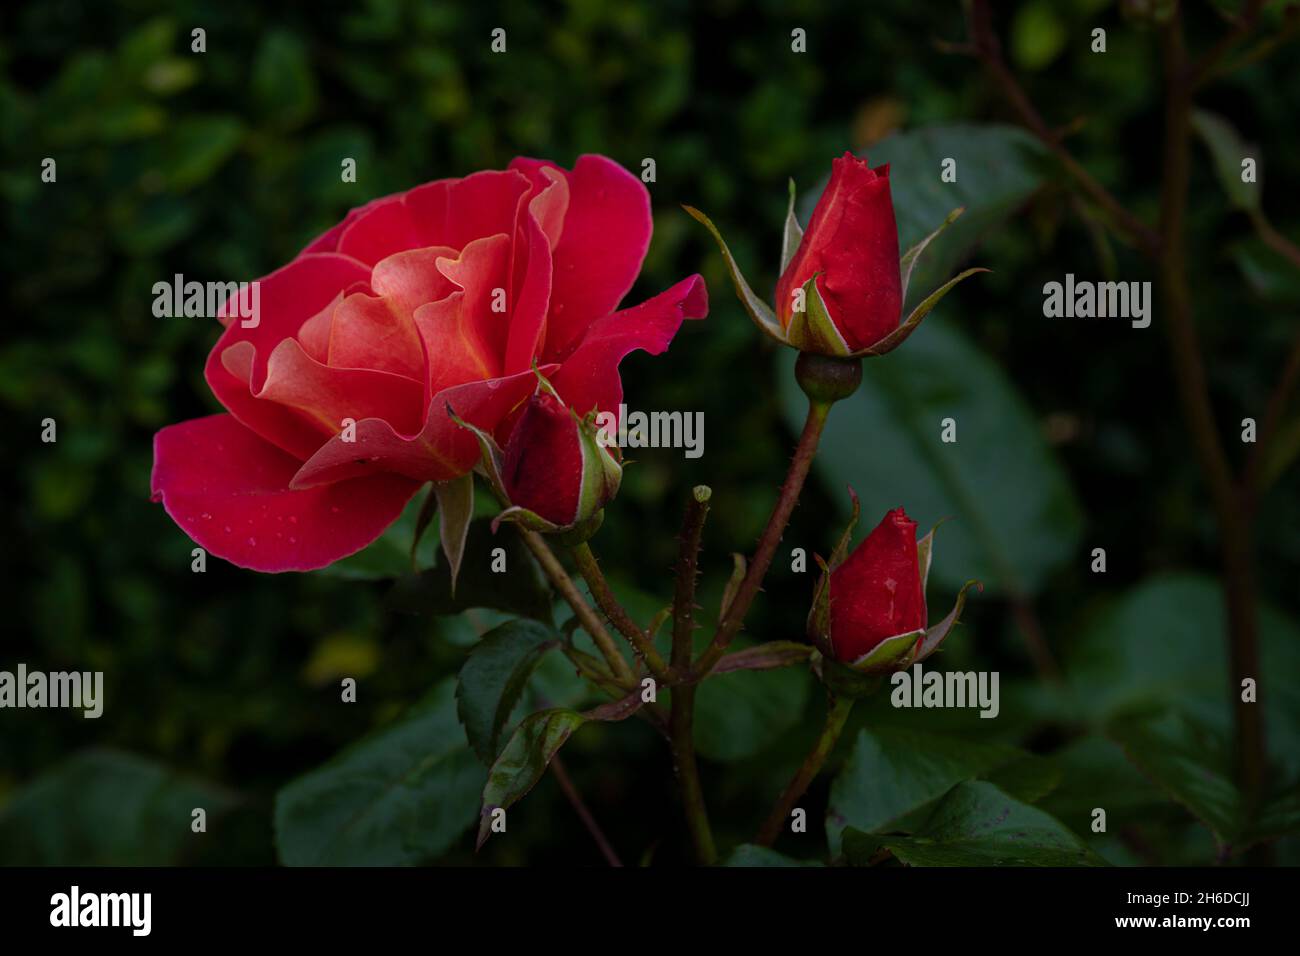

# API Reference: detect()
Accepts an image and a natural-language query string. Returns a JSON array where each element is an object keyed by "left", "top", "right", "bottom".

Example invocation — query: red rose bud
[
  {"left": 686, "top": 153, "right": 982, "bottom": 364},
  {"left": 776, "top": 153, "right": 901, "bottom": 353},
  {"left": 500, "top": 392, "right": 621, "bottom": 530},
  {"left": 828, "top": 507, "right": 926, "bottom": 665}
]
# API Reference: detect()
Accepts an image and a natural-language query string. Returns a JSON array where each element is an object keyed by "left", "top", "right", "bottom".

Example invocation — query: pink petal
[
  {"left": 290, "top": 367, "right": 552, "bottom": 488},
  {"left": 403, "top": 169, "right": 532, "bottom": 251},
  {"left": 537, "top": 155, "right": 652, "bottom": 361},
  {"left": 336, "top": 197, "right": 425, "bottom": 266},
  {"left": 151, "top": 414, "right": 421, "bottom": 572},
  {"left": 414, "top": 292, "right": 499, "bottom": 395},
  {"left": 434, "top": 234, "right": 513, "bottom": 372},
  {"left": 206, "top": 253, "right": 372, "bottom": 460},
  {"left": 550, "top": 274, "right": 708, "bottom": 417},
  {"left": 257, "top": 338, "right": 425, "bottom": 438}
]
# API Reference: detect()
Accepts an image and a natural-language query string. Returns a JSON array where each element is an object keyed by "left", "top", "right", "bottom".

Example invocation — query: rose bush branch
[
  {"left": 963, "top": 0, "right": 1161, "bottom": 256},
  {"left": 550, "top": 754, "right": 623, "bottom": 867},
  {"left": 669, "top": 486, "right": 715, "bottom": 863},
  {"left": 517, "top": 528, "right": 636, "bottom": 686},
  {"left": 755, "top": 695, "right": 854, "bottom": 847},
  {"left": 695, "top": 395, "right": 832, "bottom": 677},
  {"left": 961, "top": 1, "right": 1277, "bottom": 838},
  {"left": 570, "top": 542, "right": 672, "bottom": 680}
]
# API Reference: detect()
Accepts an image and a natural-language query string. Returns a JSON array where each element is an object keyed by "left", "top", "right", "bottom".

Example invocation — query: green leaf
[
  {"left": 274, "top": 679, "right": 484, "bottom": 865},
  {"left": 840, "top": 827, "right": 889, "bottom": 866},
  {"left": 784, "top": 317, "right": 1082, "bottom": 596},
  {"left": 1106, "top": 710, "right": 1245, "bottom": 850},
  {"left": 386, "top": 517, "right": 553, "bottom": 622},
  {"left": 983, "top": 753, "right": 1062, "bottom": 804},
  {"left": 164, "top": 115, "right": 244, "bottom": 191},
  {"left": 801, "top": 124, "right": 1048, "bottom": 311},
  {"left": 1191, "top": 109, "right": 1259, "bottom": 212},
  {"left": 477, "top": 691, "right": 642, "bottom": 848},
  {"left": 251, "top": 31, "right": 318, "bottom": 130},
  {"left": 826, "top": 726, "right": 1020, "bottom": 854},
  {"left": 724, "top": 844, "right": 824, "bottom": 867},
  {"left": 1063, "top": 574, "right": 1300, "bottom": 778},
  {"left": 882, "top": 782, "right": 1106, "bottom": 867},
  {"left": 456, "top": 620, "right": 561, "bottom": 764},
  {"left": 0, "top": 749, "right": 239, "bottom": 865},
  {"left": 693, "top": 658, "right": 810, "bottom": 762},
  {"left": 713, "top": 640, "right": 813, "bottom": 675}
]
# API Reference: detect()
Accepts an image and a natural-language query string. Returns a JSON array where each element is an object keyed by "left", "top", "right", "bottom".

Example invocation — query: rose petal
[
  {"left": 206, "top": 253, "right": 371, "bottom": 460},
  {"left": 434, "top": 234, "right": 513, "bottom": 372},
  {"left": 290, "top": 366, "right": 551, "bottom": 488},
  {"left": 403, "top": 168, "right": 531, "bottom": 251},
  {"left": 151, "top": 414, "right": 421, "bottom": 572},
  {"left": 413, "top": 292, "right": 498, "bottom": 396},
  {"left": 536, "top": 155, "right": 652, "bottom": 361},
  {"left": 257, "top": 338, "right": 425, "bottom": 437},
  {"left": 336, "top": 197, "right": 425, "bottom": 266},
  {"left": 550, "top": 274, "right": 708, "bottom": 417}
]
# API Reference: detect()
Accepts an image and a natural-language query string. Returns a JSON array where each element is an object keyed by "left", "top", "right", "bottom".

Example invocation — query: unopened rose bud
[
  {"left": 777, "top": 153, "right": 902, "bottom": 353},
  {"left": 828, "top": 507, "right": 925, "bottom": 663},
  {"left": 501, "top": 392, "right": 620, "bottom": 528},
  {"left": 809, "top": 492, "right": 981, "bottom": 676}
]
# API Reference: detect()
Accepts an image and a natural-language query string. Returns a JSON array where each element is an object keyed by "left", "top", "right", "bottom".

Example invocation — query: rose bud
[
  {"left": 500, "top": 391, "right": 621, "bottom": 529},
  {"left": 808, "top": 491, "right": 981, "bottom": 675},
  {"left": 451, "top": 373, "right": 621, "bottom": 539},
  {"left": 775, "top": 153, "right": 901, "bottom": 353},
  {"left": 685, "top": 154, "right": 986, "bottom": 361}
]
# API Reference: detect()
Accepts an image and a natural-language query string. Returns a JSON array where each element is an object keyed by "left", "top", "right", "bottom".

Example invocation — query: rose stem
[
  {"left": 517, "top": 528, "right": 635, "bottom": 685},
  {"left": 570, "top": 542, "right": 672, "bottom": 680},
  {"left": 669, "top": 486, "right": 715, "bottom": 864},
  {"left": 550, "top": 754, "right": 623, "bottom": 867},
  {"left": 754, "top": 694, "right": 854, "bottom": 848},
  {"left": 963, "top": 0, "right": 1275, "bottom": 857},
  {"left": 694, "top": 400, "right": 831, "bottom": 678}
]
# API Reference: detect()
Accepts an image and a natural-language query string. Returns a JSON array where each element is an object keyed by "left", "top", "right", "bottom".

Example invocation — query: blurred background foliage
[{"left": 2, "top": 0, "right": 1298, "bottom": 865}]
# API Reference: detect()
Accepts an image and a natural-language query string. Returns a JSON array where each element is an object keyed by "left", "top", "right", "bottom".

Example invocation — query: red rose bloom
[
  {"left": 828, "top": 507, "right": 926, "bottom": 663},
  {"left": 152, "top": 156, "right": 707, "bottom": 571},
  {"left": 776, "top": 152, "right": 902, "bottom": 353}
]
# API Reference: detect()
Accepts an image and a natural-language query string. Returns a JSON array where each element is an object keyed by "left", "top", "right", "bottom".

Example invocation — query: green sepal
[
  {"left": 780, "top": 178, "right": 804, "bottom": 274},
  {"left": 433, "top": 472, "right": 475, "bottom": 596},
  {"left": 899, "top": 206, "right": 965, "bottom": 305},
  {"left": 848, "top": 627, "right": 925, "bottom": 675},
  {"left": 446, "top": 403, "right": 509, "bottom": 502},
  {"left": 812, "top": 650, "right": 885, "bottom": 700},
  {"left": 916, "top": 516, "right": 951, "bottom": 596},
  {"left": 682, "top": 204, "right": 787, "bottom": 345},
  {"left": 574, "top": 408, "right": 623, "bottom": 527},
  {"left": 914, "top": 579, "right": 982, "bottom": 662},
  {"left": 786, "top": 274, "right": 852, "bottom": 356},
  {"left": 807, "top": 488, "right": 861, "bottom": 656},
  {"left": 854, "top": 266, "right": 989, "bottom": 358}
]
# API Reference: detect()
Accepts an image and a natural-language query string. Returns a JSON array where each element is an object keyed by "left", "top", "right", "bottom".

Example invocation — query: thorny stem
[
  {"left": 755, "top": 695, "right": 854, "bottom": 847},
  {"left": 695, "top": 400, "right": 830, "bottom": 677},
  {"left": 516, "top": 528, "right": 635, "bottom": 685},
  {"left": 571, "top": 542, "right": 672, "bottom": 680},
  {"left": 670, "top": 486, "right": 715, "bottom": 863},
  {"left": 670, "top": 685, "right": 715, "bottom": 864}
]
